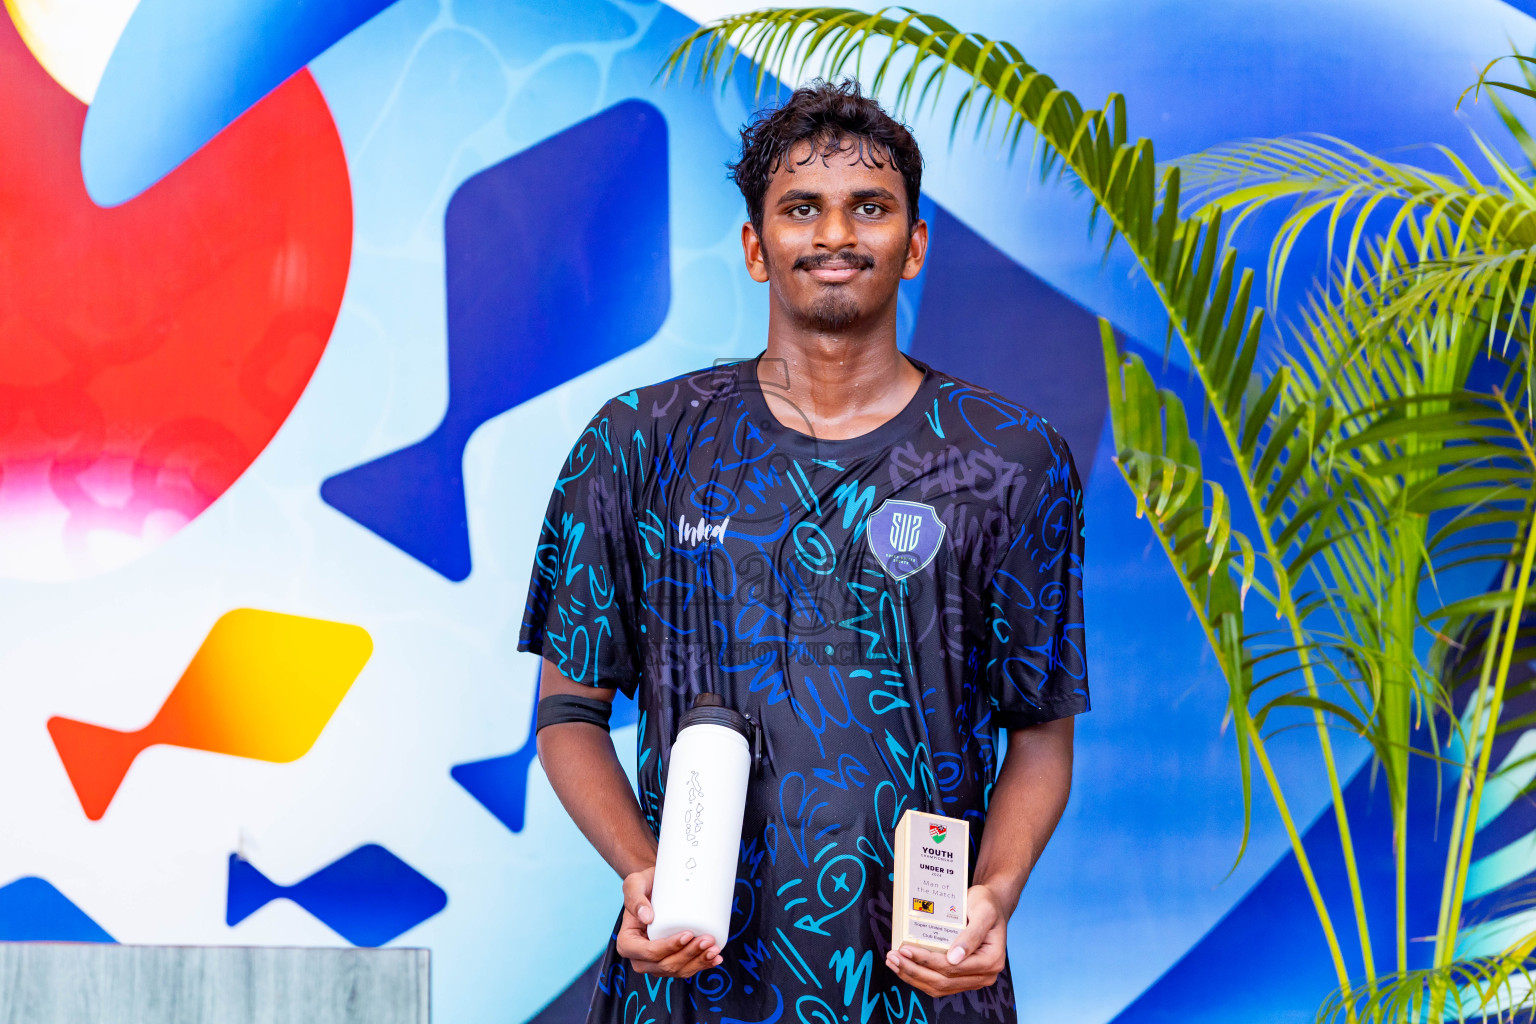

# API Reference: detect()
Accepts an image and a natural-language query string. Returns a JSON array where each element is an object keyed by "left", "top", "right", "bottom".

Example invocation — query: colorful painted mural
[{"left": 2, "top": 1, "right": 1536, "bottom": 1022}]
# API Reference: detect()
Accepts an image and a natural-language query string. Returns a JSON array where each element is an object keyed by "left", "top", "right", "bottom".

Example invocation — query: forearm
[
  {"left": 534, "top": 658, "right": 656, "bottom": 879},
  {"left": 539, "top": 722, "right": 656, "bottom": 877},
  {"left": 972, "top": 716, "right": 1075, "bottom": 916}
]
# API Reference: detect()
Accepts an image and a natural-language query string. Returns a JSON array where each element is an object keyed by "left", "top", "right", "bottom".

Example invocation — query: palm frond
[
  {"left": 1176, "top": 135, "right": 1536, "bottom": 322},
  {"left": 1319, "top": 943, "right": 1536, "bottom": 1024}
]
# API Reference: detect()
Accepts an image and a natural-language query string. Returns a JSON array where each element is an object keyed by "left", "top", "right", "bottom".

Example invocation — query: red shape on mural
[{"left": 0, "top": 11, "right": 352, "bottom": 580}]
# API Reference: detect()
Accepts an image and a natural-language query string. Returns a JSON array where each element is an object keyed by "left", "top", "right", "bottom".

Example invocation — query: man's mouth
[
  {"left": 794, "top": 253, "right": 874, "bottom": 283},
  {"left": 807, "top": 265, "right": 862, "bottom": 283}
]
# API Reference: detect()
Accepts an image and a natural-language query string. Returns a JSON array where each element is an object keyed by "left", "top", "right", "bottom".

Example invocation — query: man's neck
[{"left": 757, "top": 309, "right": 924, "bottom": 442}]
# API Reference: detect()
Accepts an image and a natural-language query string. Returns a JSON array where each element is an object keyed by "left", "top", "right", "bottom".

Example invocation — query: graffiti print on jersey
[
  {"left": 517, "top": 354, "right": 1089, "bottom": 1024},
  {"left": 866, "top": 498, "right": 946, "bottom": 580}
]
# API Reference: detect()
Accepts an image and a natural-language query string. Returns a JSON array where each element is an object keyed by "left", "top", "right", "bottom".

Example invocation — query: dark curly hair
[{"left": 728, "top": 78, "right": 923, "bottom": 236}]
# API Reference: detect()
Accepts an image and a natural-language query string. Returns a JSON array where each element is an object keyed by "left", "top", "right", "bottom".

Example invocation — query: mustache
[{"left": 793, "top": 251, "right": 876, "bottom": 272}]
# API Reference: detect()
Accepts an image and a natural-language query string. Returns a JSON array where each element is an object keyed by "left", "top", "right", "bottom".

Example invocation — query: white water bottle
[{"left": 647, "top": 693, "right": 752, "bottom": 946}]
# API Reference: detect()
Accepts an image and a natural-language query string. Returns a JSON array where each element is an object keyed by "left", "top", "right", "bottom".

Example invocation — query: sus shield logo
[{"left": 867, "top": 499, "right": 945, "bottom": 580}]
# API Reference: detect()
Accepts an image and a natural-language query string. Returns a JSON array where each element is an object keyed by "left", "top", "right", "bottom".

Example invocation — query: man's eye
[
  {"left": 792, "top": 205, "right": 815, "bottom": 217},
  {"left": 857, "top": 203, "right": 883, "bottom": 216}
]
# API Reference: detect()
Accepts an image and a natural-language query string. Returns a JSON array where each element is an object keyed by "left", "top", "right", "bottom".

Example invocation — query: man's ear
[
  {"left": 901, "top": 218, "right": 929, "bottom": 281},
  {"left": 742, "top": 221, "right": 770, "bottom": 283}
]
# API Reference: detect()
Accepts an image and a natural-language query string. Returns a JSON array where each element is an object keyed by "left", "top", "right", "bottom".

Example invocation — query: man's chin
[{"left": 801, "top": 295, "right": 862, "bottom": 332}]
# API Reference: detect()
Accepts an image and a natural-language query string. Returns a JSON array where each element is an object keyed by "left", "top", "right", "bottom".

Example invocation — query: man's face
[{"left": 743, "top": 137, "right": 926, "bottom": 333}]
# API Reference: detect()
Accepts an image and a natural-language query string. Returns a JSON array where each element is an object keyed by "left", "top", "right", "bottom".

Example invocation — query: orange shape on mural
[{"left": 48, "top": 608, "right": 373, "bottom": 820}]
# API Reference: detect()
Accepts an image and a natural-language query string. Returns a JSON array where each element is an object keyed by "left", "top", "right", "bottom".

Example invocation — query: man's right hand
[
  {"left": 534, "top": 661, "right": 721, "bottom": 978},
  {"left": 615, "top": 867, "right": 723, "bottom": 977}
]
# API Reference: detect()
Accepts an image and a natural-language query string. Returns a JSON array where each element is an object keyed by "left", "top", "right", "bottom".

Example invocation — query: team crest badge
[{"left": 866, "top": 499, "right": 945, "bottom": 580}]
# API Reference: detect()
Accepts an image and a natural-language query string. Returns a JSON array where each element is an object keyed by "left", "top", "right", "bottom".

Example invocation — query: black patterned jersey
[{"left": 518, "top": 352, "right": 1090, "bottom": 1023}]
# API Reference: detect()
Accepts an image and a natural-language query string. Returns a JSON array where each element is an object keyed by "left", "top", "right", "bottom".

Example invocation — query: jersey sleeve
[
  {"left": 517, "top": 401, "right": 642, "bottom": 697},
  {"left": 982, "top": 430, "right": 1090, "bottom": 728}
]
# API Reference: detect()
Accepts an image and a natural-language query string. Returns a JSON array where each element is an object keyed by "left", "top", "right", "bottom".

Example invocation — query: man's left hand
[{"left": 885, "top": 883, "right": 1007, "bottom": 997}]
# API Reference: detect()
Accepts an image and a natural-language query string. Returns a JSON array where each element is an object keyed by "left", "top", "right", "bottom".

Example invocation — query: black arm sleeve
[{"left": 536, "top": 694, "right": 615, "bottom": 733}]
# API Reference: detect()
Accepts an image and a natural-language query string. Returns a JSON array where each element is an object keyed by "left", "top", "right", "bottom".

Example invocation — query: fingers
[
  {"left": 885, "top": 947, "right": 959, "bottom": 996},
  {"left": 895, "top": 884, "right": 1004, "bottom": 992},
  {"left": 621, "top": 915, "right": 722, "bottom": 966},
  {"left": 614, "top": 908, "right": 691, "bottom": 963},
  {"left": 617, "top": 916, "right": 723, "bottom": 978},
  {"left": 947, "top": 888, "right": 999, "bottom": 965},
  {"left": 884, "top": 927, "right": 1005, "bottom": 996},
  {"left": 621, "top": 867, "right": 656, "bottom": 927},
  {"left": 652, "top": 934, "right": 722, "bottom": 977},
  {"left": 631, "top": 939, "right": 721, "bottom": 977},
  {"left": 617, "top": 869, "right": 724, "bottom": 978},
  {"left": 885, "top": 945, "right": 1000, "bottom": 996},
  {"left": 899, "top": 942, "right": 1001, "bottom": 976}
]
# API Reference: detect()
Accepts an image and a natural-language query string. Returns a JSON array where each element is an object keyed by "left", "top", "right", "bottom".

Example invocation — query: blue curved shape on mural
[
  {"left": 227, "top": 844, "right": 447, "bottom": 947},
  {"left": 81, "top": 0, "right": 397, "bottom": 206},
  {"left": 0, "top": 876, "right": 115, "bottom": 942},
  {"left": 1111, "top": 671, "right": 1536, "bottom": 1022},
  {"left": 453, "top": 662, "right": 639, "bottom": 834},
  {"left": 1108, "top": 762, "right": 1413, "bottom": 1022},
  {"left": 907, "top": 196, "right": 1107, "bottom": 479},
  {"left": 321, "top": 99, "right": 671, "bottom": 581}
]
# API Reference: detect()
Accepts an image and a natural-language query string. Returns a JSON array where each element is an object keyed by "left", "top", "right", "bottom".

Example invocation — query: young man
[{"left": 522, "top": 79, "right": 1087, "bottom": 1022}]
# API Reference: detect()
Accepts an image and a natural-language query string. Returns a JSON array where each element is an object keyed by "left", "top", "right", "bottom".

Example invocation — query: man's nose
[{"left": 814, "top": 206, "right": 856, "bottom": 249}]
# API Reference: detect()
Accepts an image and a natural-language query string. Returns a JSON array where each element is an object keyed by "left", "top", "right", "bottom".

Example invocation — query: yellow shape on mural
[
  {"left": 48, "top": 608, "right": 373, "bottom": 820},
  {"left": 3, "top": 0, "right": 140, "bottom": 101}
]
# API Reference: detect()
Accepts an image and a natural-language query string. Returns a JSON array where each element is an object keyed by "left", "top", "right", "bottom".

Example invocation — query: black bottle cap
[{"left": 680, "top": 692, "right": 750, "bottom": 740}]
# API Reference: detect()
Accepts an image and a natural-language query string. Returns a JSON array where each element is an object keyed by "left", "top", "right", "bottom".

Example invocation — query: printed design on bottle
[{"left": 683, "top": 770, "right": 705, "bottom": 848}]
